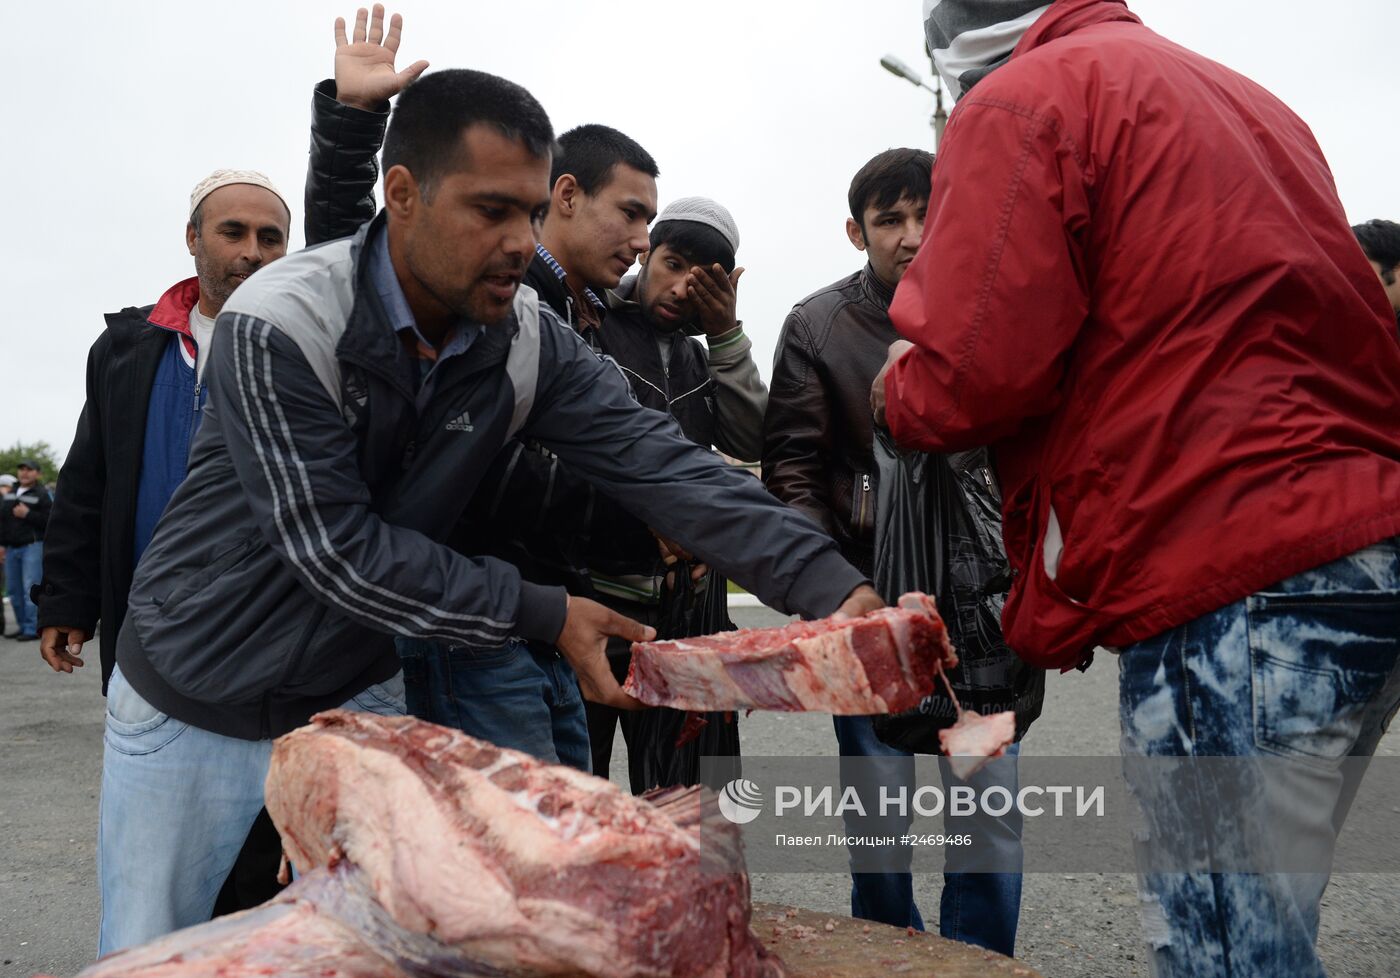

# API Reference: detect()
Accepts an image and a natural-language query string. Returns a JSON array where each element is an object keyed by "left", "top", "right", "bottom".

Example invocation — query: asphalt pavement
[{"left": 0, "top": 604, "right": 1395, "bottom": 977}]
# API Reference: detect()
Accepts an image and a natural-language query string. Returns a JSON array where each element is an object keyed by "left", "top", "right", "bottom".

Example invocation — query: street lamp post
[{"left": 880, "top": 53, "right": 947, "bottom": 149}]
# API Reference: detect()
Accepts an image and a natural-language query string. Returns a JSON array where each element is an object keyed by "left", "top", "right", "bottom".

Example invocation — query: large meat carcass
[
  {"left": 47, "top": 868, "right": 417, "bottom": 978},
  {"left": 56, "top": 712, "right": 781, "bottom": 978},
  {"left": 266, "top": 710, "right": 783, "bottom": 978}
]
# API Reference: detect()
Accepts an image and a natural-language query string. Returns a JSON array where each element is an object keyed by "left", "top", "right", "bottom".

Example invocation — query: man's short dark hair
[
  {"left": 1354, "top": 219, "right": 1400, "bottom": 285},
  {"left": 382, "top": 69, "right": 555, "bottom": 199},
  {"left": 848, "top": 148, "right": 934, "bottom": 229},
  {"left": 650, "top": 220, "right": 736, "bottom": 274},
  {"left": 551, "top": 124, "right": 658, "bottom": 195}
]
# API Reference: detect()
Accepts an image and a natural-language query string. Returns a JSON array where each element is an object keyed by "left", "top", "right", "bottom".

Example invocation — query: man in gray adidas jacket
[{"left": 96, "top": 65, "right": 878, "bottom": 954}]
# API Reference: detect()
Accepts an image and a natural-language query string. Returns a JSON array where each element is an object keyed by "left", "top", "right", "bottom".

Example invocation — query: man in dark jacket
[
  {"left": 876, "top": 2, "right": 1400, "bottom": 974},
  {"left": 579, "top": 196, "right": 757, "bottom": 789},
  {"left": 95, "top": 63, "right": 878, "bottom": 955},
  {"left": 37, "top": 171, "right": 291, "bottom": 685},
  {"left": 764, "top": 149, "right": 1031, "bottom": 955},
  {"left": 303, "top": 17, "right": 767, "bottom": 775},
  {"left": 35, "top": 170, "right": 297, "bottom": 918},
  {"left": 1, "top": 460, "right": 52, "bottom": 640}
]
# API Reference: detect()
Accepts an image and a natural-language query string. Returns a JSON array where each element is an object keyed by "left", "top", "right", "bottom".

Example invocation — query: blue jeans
[
  {"left": 397, "top": 637, "right": 591, "bottom": 772},
  {"left": 97, "top": 665, "right": 406, "bottom": 956},
  {"left": 1119, "top": 538, "right": 1400, "bottom": 978},
  {"left": 833, "top": 715, "right": 1023, "bottom": 955},
  {"left": 5, "top": 540, "right": 42, "bottom": 635}
]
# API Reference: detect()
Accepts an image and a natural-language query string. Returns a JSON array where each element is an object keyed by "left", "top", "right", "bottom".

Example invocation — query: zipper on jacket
[
  {"left": 851, "top": 472, "right": 874, "bottom": 534},
  {"left": 192, "top": 381, "right": 202, "bottom": 419}
]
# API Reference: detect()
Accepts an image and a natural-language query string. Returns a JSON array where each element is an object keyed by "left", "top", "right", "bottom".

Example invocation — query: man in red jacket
[{"left": 874, "top": 2, "right": 1400, "bottom": 975}]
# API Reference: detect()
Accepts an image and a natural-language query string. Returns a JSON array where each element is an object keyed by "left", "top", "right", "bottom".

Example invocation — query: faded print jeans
[{"left": 1119, "top": 538, "right": 1400, "bottom": 978}]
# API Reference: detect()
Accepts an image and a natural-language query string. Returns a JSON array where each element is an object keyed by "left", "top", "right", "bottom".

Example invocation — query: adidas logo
[{"left": 446, "top": 410, "right": 474, "bottom": 432}]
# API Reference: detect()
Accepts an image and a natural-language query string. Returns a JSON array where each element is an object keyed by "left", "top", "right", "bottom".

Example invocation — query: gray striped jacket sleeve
[
  {"left": 524, "top": 317, "right": 867, "bottom": 621},
  {"left": 208, "top": 313, "right": 561, "bottom": 647}
]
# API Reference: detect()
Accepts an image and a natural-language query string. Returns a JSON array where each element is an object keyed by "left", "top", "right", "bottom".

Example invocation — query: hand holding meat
[
  {"left": 871, "top": 339, "right": 915, "bottom": 428},
  {"left": 556, "top": 596, "right": 654, "bottom": 709},
  {"left": 832, "top": 583, "right": 885, "bottom": 619},
  {"left": 333, "top": 4, "right": 429, "bottom": 110}
]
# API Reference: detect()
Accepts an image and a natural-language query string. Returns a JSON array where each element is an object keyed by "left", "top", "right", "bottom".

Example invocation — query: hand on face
[
  {"left": 686, "top": 264, "right": 745, "bottom": 338},
  {"left": 333, "top": 4, "right": 430, "bottom": 110}
]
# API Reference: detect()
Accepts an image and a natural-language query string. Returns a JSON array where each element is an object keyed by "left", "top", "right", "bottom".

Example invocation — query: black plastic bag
[
  {"left": 869, "top": 430, "right": 1044, "bottom": 752},
  {"left": 630, "top": 565, "right": 741, "bottom": 791}
]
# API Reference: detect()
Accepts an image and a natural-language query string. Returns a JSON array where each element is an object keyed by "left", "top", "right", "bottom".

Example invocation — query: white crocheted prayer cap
[
  {"left": 189, "top": 169, "right": 290, "bottom": 219},
  {"left": 654, "top": 196, "right": 740, "bottom": 254}
]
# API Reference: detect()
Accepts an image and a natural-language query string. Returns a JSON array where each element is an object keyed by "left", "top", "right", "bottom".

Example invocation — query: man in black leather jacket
[{"left": 762, "top": 149, "right": 1028, "bottom": 955}]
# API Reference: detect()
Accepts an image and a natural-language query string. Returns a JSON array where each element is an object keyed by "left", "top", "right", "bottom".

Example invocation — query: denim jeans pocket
[
  {"left": 350, "top": 672, "right": 407, "bottom": 716},
  {"left": 1248, "top": 590, "right": 1400, "bottom": 760},
  {"left": 104, "top": 669, "right": 188, "bottom": 756},
  {"left": 445, "top": 640, "right": 525, "bottom": 670}
]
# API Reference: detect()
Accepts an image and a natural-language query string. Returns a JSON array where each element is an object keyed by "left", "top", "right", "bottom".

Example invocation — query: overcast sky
[{"left": 4, "top": 1, "right": 1396, "bottom": 462}]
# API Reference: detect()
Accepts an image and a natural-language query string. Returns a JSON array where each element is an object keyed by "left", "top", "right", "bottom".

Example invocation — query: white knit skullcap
[
  {"left": 654, "top": 196, "right": 740, "bottom": 254},
  {"left": 189, "top": 169, "right": 290, "bottom": 220}
]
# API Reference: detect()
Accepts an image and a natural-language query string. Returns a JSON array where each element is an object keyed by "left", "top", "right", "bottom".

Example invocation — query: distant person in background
[
  {"left": 35, "top": 169, "right": 293, "bottom": 917},
  {"left": 0, "top": 472, "right": 14, "bottom": 634},
  {"left": 1, "top": 460, "right": 52, "bottom": 640},
  {"left": 1352, "top": 218, "right": 1400, "bottom": 325}
]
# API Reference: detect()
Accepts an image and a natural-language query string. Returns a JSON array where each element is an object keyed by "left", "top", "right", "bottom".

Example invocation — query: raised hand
[{"left": 333, "top": 4, "right": 430, "bottom": 111}]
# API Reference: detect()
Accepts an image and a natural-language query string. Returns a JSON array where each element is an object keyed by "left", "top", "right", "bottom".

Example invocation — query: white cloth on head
[
  {"left": 654, "top": 196, "right": 740, "bottom": 253},
  {"left": 188, "top": 169, "right": 290, "bottom": 220},
  {"left": 922, "top": 0, "right": 1052, "bottom": 100}
]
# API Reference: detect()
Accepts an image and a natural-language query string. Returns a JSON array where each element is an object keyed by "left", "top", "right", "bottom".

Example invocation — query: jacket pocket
[
  {"left": 157, "top": 537, "right": 259, "bottom": 618},
  {"left": 278, "top": 604, "right": 330, "bottom": 689}
]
